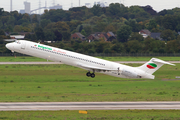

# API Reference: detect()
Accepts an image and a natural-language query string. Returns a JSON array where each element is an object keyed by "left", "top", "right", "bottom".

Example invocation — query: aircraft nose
[{"left": 6, "top": 43, "right": 13, "bottom": 50}]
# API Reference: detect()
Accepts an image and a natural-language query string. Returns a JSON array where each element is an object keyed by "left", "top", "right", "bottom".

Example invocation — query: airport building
[
  {"left": 49, "top": 4, "right": 62, "bottom": 10},
  {"left": 20, "top": 1, "right": 31, "bottom": 14}
]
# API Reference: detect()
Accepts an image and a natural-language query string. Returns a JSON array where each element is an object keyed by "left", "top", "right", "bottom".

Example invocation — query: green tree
[
  {"left": 129, "top": 32, "right": 144, "bottom": 42},
  {"left": 81, "top": 29, "right": 87, "bottom": 36},
  {"left": 44, "top": 30, "right": 56, "bottom": 41},
  {"left": 54, "top": 30, "right": 62, "bottom": 41},
  {"left": 72, "top": 41, "right": 80, "bottom": 51},
  {"left": 62, "top": 31, "right": 71, "bottom": 41},
  {"left": 7, "top": 16, "right": 15, "bottom": 27},
  {"left": 127, "top": 40, "right": 142, "bottom": 53},
  {"left": 0, "top": 29, "right": 6, "bottom": 44},
  {"left": 129, "top": 6, "right": 144, "bottom": 13},
  {"left": 45, "top": 22, "right": 56, "bottom": 30},
  {"left": 88, "top": 16, "right": 100, "bottom": 25},
  {"left": 163, "top": 15, "right": 177, "bottom": 30},
  {"left": 68, "top": 20, "right": 82, "bottom": 32},
  {"left": 177, "top": 35, "right": 180, "bottom": 42},
  {"left": 17, "top": 19, "right": 29, "bottom": 25},
  {"left": 1, "top": 16, "right": 9, "bottom": 27},
  {"left": 31, "top": 34, "right": 37, "bottom": 41},
  {"left": 104, "top": 24, "right": 116, "bottom": 33},
  {"left": 95, "top": 42, "right": 104, "bottom": 53},
  {"left": 117, "top": 25, "right": 132, "bottom": 42},
  {"left": 0, "top": 8, "right": 4, "bottom": 15},
  {"left": 108, "top": 3, "right": 127, "bottom": 17},
  {"left": 126, "top": 19, "right": 141, "bottom": 32},
  {"left": 104, "top": 48, "right": 112, "bottom": 53},
  {"left": 0, "top": 30, "right": 5, "bottom": 36},
  {"left": 147, "top": 19, "right": 157, "bottom": 30},
  {"left": 6, "top": 25, "right": 13, "bottom": 32},
  {"left": 160, "top": 29, "right": 176, "bottom": 41},
  {"left": 13, "top": 25, "right": 22, "bottom": 32},
  {"left": 25, "top": 33, "right": 36, "bottom": 41},
  {"left": 175, "top": 24, "right": 180, "bottom": 32},
  {"left": 93, "top": 22, "right": 107, "bottom": 32},
  {"left": 166, "top": 40, "right": 179, "bottom": 53},
  {"left": 78, "top": 25, "right": 83, "bottom": 32},
  {"left": 88, "top": 48, "right": 95, "bottom": 54},
  {"left": 143, "top": 37, "right": 165, "bottom": 53},
  {"left": 35, "top": 27, "right": 45, "bottom": 41},
  {"left": 0, "top": 21, "right": 3, "bottom": 29},
  {"left": 69, "top": 11, "right": 84, "bottom": 21},
  {"left": 22, "top": 26, "right": 31, "bottom": 32},
  {"left": 111, "top": 43, "right": 124, "bottom": 53},
  {"left": 91, "top": 4, "right": 102, "bottom": 16},
  {"left": 55, "top": 21, "right": 70, "bottom": 32},
  {"left": 40, "top": 19, "right": 51, "bottom": 28},
  {"left": 31, "top": 14, "right": 39, "bottom": 23},
  {"left": 128, "top": 6, "right": 150, "bottom": 21},
  {"left": 83, "top": 25, "right": 93, "bottom": 36},
  {"left": 143, "top": 37, "right": 154, "bottom": 52},
  {"left": 22, "top": 13, "right": 30, "bottom": 21}
]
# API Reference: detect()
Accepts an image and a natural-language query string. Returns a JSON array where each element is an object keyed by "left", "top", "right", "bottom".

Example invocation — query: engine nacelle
[{"left": 121, "top": 69, "right": 141, "bottom": 78}]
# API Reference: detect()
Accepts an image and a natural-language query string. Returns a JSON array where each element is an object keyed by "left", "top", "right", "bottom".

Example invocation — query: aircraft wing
[{"left": 77, "top": 63, "right": 117, "bottom": 72}]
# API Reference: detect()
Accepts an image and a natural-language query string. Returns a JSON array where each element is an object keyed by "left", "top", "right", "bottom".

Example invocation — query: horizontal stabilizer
[{"left": 152, "top": 58, "right": 175, "bottom": 66}]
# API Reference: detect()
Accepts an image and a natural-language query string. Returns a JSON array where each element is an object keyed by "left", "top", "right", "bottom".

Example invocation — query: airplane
[{"left": 5, "top": 40, "right": 175, "bottom": 79}]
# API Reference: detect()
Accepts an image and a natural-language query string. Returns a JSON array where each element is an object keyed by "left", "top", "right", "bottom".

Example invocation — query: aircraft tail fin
[{"left": 137, "top": 58, "right": 175, "bottom": 74}]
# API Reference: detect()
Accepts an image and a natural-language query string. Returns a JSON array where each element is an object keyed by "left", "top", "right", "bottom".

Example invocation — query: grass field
[
  {"left": 0, "top": 56, "right": 180, "bottom": 62},
  {"left": 0, "top": 110, "right": 180, "bottom": 120},
  {"left": 0, "top": 56, "right": 47, "bottom": 62},
  {"left": 0, "top": 63, "right": 179, "bottom": 102},
  {"left": 0, "top": 58, "right": 180, "bottom": 119}
]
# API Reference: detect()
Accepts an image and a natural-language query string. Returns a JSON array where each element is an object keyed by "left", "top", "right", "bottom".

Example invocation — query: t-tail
[{"left": 137, "top": 58, "right": 175, "bottom": 79}]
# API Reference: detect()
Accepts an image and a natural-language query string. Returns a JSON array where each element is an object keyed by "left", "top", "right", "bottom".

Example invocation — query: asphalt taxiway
[{"left": 0, "top": 102, "right": 180, "bottom": 111}]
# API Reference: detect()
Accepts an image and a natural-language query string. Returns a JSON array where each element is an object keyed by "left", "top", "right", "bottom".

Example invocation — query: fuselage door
[{"left": 21, "top": 41, "right": 26, "bottom": 49}]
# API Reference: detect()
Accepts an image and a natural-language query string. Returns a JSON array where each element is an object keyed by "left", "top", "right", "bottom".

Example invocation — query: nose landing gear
[
  {"left": 86, "top": 72, "right": 95, "bottom": 78},
  {"left": 11, "top": 50, "right": 14, "bottom": 56}
]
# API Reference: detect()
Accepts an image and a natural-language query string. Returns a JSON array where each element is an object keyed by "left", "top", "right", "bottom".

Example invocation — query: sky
[{"left": 0, "top": 0, "right": 180, "bottom": 13}]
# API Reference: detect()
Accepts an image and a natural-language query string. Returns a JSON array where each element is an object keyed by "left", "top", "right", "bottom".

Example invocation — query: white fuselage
[{"left": 6, "top": 40, "right": 153, "bottom": 79}]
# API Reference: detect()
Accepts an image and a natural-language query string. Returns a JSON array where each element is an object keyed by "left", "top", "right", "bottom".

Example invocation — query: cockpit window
[{"left": 15, "top": 40, "right": 21, "bottom": 44}]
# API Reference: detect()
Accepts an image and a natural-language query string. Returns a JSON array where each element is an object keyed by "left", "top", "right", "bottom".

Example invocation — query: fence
[{"left": 1, "top": 53, "right": 180, "bottom": 57}]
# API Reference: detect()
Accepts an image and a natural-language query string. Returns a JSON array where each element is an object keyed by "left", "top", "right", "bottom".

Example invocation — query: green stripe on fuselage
[{"left": 38, "top": 45, "right": 52, "bottom": 50}]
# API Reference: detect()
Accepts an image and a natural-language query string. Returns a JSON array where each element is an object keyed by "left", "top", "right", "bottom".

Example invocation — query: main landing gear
[{"left": 86, "top": 72, "right": 95, "bottom": 78}]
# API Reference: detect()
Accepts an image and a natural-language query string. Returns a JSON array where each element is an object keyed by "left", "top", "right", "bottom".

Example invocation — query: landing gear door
[
  {"left": 110, "top": 64, "right": 120, "bottom": 75},
  {"left": 21, "top": 41, "right": 26, "bottom": 49}
]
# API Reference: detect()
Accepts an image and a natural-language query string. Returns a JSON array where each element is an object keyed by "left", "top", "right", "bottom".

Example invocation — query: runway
[
  {"left": 0, "top": 102, "right": 180, "bottom": 111},
  {"left": 0, "top": 61, "right": 179, "bottom": 65}
]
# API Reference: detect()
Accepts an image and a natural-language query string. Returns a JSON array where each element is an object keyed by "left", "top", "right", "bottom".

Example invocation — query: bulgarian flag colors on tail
[{"left": 147, "top": 63, "right": 157, "bottom": 69}]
